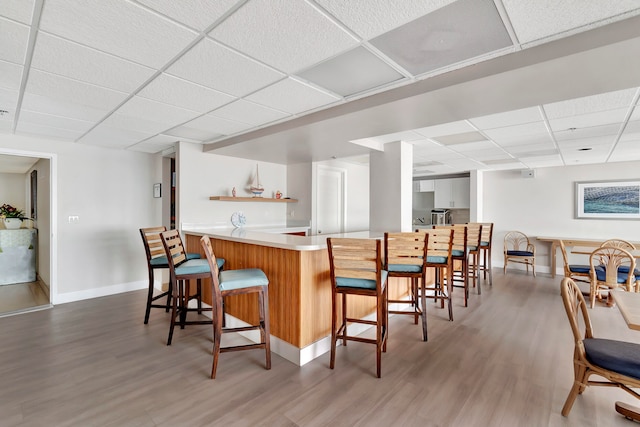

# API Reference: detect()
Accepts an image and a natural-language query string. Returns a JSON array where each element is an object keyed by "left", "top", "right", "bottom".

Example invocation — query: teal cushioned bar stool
[
  {"left": 384, "top": 231, "right": 429, "bottom": 341},
  {"left": 139, "top": 226, "right": 217, "bottom": 324},
  {"left": 434, "top": 224, "right": 469, "bottom": 307},
  {"left": 424, "top": 227, "right": 454, "bottom": 321},
  {"left": 161, "top": 229, "right": 223, "bottom": 345},
  {"left": 200, "top": 236, "right": 271, "bottom": 379},
  {"left": 327, "top": 237, "right": 388, "bottom": 378},
  {"left": 465, "top": 223, "right": 483, "bottom": 295}
]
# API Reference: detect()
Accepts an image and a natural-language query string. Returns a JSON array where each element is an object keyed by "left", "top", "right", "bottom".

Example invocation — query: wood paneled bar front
[{"left": 183, "top": 228, "right": 432, "bottom": 365}]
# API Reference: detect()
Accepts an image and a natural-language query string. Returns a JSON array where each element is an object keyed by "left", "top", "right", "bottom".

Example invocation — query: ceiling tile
[
  {"left": 413, "top": 121, "right": 475, "bottom": 138},
  {"left": 543, "top": 88, "right": 637, "bottom": 119},
  {"left": 502, "top": 142, "right": 557, "bottom": 154},
  {"left": 101, "top": 112, "right": 170, "bottom": 136},
  {"left": 469, "top": 107, "right": 543, "bottom": 129},
  {"left": 502, "top": 0, "right": 640, "bottom": 44},
  {"left": 296, "top": 46, "right": 404, "bottom": 97},
  {"left": 609, "top": 141, "right": 640, "bottom": 162},
  {"left": 0, "top": 16, "right": 30, "bottom": 65},
  {"left": 177, "top": 113, "right": 253, "bottom": 137},
  {"left": 115, "top": 96, "right": 201, "bottom": 129},
  {"left": 126, "top": 134, "right": 177, "bottom": 153},
  {"left": 138, "top": 73, "right": 235, "bottom": 113},
  {"left": 2, "top": 0, "right": 35, "bottom": 25},
  {"left": 0, "top": 87, "right": 19, "bottom": 118},
  {"left": 433, "top": 131, "right": 486, "bottom": 145},
  {"left": 39, "top": 0, "right": 198, "bottom": 69},
  {"left": 483, "top": 121, "right": 549, "bottom": 141},
  {"left": 370, "top": 0, "right": 511, "bottom": 75},
  {"left": 0, "top": 60, "right": 23, "bottom": 91},
  {"left": 518, "top": 153, "right": 564, "bottom": 168},
  {"left": 21, "top": 92, "right": 110, "bottom": 122},
  {"left": 210, "top": 0, "right": 358, "bottom": 73},
  {"left": 19, "top": 109, "right": 93, "bottom": 133},
  {"left": 164, "top": 125, "right": 221, "bottom": 142},
  {"left": 553, "top": 123, "right": 622, "bottom": 141},
  {"left": 548, "top": 108, "right": 628, "bottom": 132},
  {"left": 16, "top": 121, "right": 85, "bottom": 141},
  {"left": 166, "top": 38, "right": 284, "bottom": 97},
  {"left": 134, "top": 0, "right": 238, "bottom": 31},
  {"left": 211, "top": 99, "right": 290, "bottom": 127},
  {"left": 24, "top": 69, "right": 128, "bottom": 112},
  {"left": 246, "top": 78, "right": 340, "bottom": 115},
  {"left": 31, "top": 33, "right": 156, "bottom": 93},
  {"left": 316, "top": 0, "right": 456, "bottom": 40},
  {"left": 556, "top": 136, "right": 616, "bottom": 149},
  {"left": 79, "top": 124, "right": 153, "bottom": 149}
]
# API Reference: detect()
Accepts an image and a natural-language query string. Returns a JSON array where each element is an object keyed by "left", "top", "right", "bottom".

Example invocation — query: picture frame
[
  {"left": 575, "top": 180, "right": 640, "bottom": 219},
  {"left": 153, "top": 183, "right": 161, "bottom": 198}
]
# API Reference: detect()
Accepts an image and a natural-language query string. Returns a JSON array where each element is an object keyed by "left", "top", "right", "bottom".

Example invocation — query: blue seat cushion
[
  {"left": 618, "top": 265, "right": 640, "bottom": 276},
  {"left": 584, "top": 338, "right": 640, "bottom": 380},
  {"left": 569, "top": 264, "right": 591, "bottom": 274},
  {"left": 468, "top": 245, "right": 478, "bottom": 251},
  {"left": 507, "top": 250, "right": 534, "bottom": 257},
  {"left": 451, "top": 249, "right": 465, "bottom": 257},
  {"left": 219, "top": 268, "right": 268, "bottom": 290},
  {"left": 336, "top": 270, "right": 388, "bottom": 290},
  {"left": 388, "top": 263, "right": 422, "bottom": 273},
  {"left": 150, "top": 252, "right": 201, "bottom": 267},
  {"left": 175, "top": 259, "right": 210, "bottom": 276},
  {"left": 480, "top": 241, "right": 490, "bottom": 247},
  {"left": 594, "top": 268, "right": 632, "bottom": 284},
  {"left": 426, "top": 256, "right": 448, "bottom": 264}
]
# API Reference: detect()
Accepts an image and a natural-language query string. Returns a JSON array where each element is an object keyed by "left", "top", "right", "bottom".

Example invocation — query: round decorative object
[
  {"left": 3, "top": 218, "right": 22, "bottom": 229},
  {"left": 231, "top": 211, "right": 246, "bottom": 228}
]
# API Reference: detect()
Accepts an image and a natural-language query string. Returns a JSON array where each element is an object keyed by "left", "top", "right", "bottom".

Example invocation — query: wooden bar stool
[
  {"left": 434, "top": 225, "right": 468, "bottom": 307},
  {"left": 384, "top": 231, "right": 429, "bottom": 341},
  {"left": 465, "top": 223, "right": 483, "bottom": 295},
  {"left": 161, "top": 229, "right": 223, "bottom": 345},
  {"left": 200, "top": 236, "right": 271, "bottom": 379},
  {"left": 475, "top": 222, "right": 494, "bottom": 286},
  {"left": 139, "top": 226, "right": 206, "bottom": 324},
  {"left": 327, "top": 238, "right": 388, "bottom": 378},
  {"left": 423, "top": 227, "right": 454, "bottom": 321}
]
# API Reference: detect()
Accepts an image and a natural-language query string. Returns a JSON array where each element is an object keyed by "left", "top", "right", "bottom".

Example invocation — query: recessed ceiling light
[
  {"left": 568, "top": 127, "right": 577, "bottom": 131},
  {"left": 578, "top": 147, "right": 592, "bottom": 151},
  {"left": 0, "top": 110, "right": 8, "bottom": 116}
]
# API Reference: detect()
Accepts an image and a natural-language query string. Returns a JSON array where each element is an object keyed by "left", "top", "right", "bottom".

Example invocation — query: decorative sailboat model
[{"left": 248, "top": 164, "right": 264, "bottom": 197}]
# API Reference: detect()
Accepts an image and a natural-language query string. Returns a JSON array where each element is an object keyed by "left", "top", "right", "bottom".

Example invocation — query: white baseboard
[{"left": 53, "top": 280, "right": 148, "bottom": 304}]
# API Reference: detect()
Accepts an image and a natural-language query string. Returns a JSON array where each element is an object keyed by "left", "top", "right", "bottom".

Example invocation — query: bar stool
[
  {"left": 434, "top": 224, "right": 468, "bottom": 307},
  {"left": 327, "top": 237, "right": 388, "bottom": 378},
  {"left": 423, "top": 227, "right": 454, "bottom": 321},
  {"left": 384, "top": 231, "right": 429, "bottom": 341},
  {"left": 200, "top": 236, "right": 271, "bottom": 379},
  {"left": 161, "top": 229, "right": 223, "bottom": 345},
  {"left": 465, "top": 223, "right": 483, "bottom": 295},
  {"left": 139, "top": 226, "right": 205, "bottom": 324},
  {"left": 475, "top": 222, "right": 494, "bottom": 286}
]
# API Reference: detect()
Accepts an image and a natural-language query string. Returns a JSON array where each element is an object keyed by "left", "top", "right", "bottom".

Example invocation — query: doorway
[
  {"left": 315, "top": 165, "right": 346, "bottom": 235},
  {"left": 0, "top": 150, "right": 55, "bottom": 316}
]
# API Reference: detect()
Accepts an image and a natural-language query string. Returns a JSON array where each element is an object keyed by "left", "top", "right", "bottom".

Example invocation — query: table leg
[
  {"left": 615, "top": 401, "right": 640, "bottom": 421},
  {"left": 550, "top": 241, "right": 558, "bottom": 278}
]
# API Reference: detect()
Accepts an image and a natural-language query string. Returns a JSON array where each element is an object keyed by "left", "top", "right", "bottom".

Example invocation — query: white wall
[
  {"left": 177, "top": 142, "right": 288, "bottom": 228},
  {"left": 287, "top": 162, "right": 311, "bottom": 226},
  {"left": 0, "top": 134, "right": 162, "bottom": 303},
  {"left": 483, "top": 160, "right": 640, "bottom": 274},
  {"left": 0, "top": 173, "right": 27, "bottom": 221}
]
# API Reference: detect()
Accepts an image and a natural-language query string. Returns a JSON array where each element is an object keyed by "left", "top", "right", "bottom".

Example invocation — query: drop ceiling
[{"left": 1, "top": 0, "right": 640, "bottom": 176}]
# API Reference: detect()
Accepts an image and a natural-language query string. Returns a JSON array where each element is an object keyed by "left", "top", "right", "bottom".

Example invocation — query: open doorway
[{"left": 0, "top": 151, "right": 54, "bottom": 316}]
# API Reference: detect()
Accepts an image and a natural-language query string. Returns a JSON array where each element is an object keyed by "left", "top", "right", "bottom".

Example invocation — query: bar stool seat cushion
[
  {"left": 426, "top": 255, "right": 447, "bottom": 264},
  {"left": 388, "top": 263, "right": 422, "bottom": 273},
  {"left": 480, "top": 241, "right": 490, "bottom": 247},
  {"left": 507, "top": 250, "right": 534, "bottom": 257},
  {"left": 468, "top": 245, "right": 478, "bottom": 251},
  {"left": 451, "top": 249, "right": 465, "bottom": 257},
  {"left": 150, "top": 252, "right": 203, "bottom": 267},
  {"left": 336, "top": 271, "right": 388, "bottom": 290},
  {"left": 219, "top": 268, "right": 269, "bottom": 291},
  {"left": 175, "top": 259, "right": 211, "bottom": 276},
  {"left": 584, "top": 338, "right": 640, "bottom": 380}
]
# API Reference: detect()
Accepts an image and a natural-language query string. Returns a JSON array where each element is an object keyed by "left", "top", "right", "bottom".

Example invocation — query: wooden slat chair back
[
  {"left": 384, "top": 231, "right": 429, "bottom": 341},
  {"left": 423, "top": 227, "right": 454, "bottom": 321},
  {"left": 503, "top": 231, "right": 536, "bottom": 276},
  {"left": 476, "top": 222, "right": 494, "bottom": 285},
  {"left": 560, "top": 278, "right": 640, "bottom": 417},
  {"left": 465, "top": 223, "right": 483, "bottom": 296},
  {"left": 434, "top": 224, "right": 469, "bottom": 307},
  {"left": 327, "top": 238, "right": 388, "bottom": 378},
  {"left": 589, "top": 246, "right": 636, "bottom": 308},
  {"left": 200, "top": 236, "right": 271, "bottom": 379},
  {"left": 160, "top": 229, "right": 213, "bottom": 345}
]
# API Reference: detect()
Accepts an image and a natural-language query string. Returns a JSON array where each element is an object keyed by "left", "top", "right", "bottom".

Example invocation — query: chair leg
[
  {"left": 260, "top": 286, "right": 271, "bottom": 371},
  {"left": 446, "top": 267, "right": 454, "bottom": 321},
  {"left": 412, "top": 278, "right": 419, "bottom": 325},
  {"left": 167, "top": 279, "right": 181, "bottom": 345},
  {"left": 144, "top": 269, "right": 155, "bottom": 324},
  {"left": 330, "top": 289, "right": 338, "bottom": 370},
  {"left": 376, "top": 292, "right": 383, "bottom": 378},
  {"left": 210, "top": 297, "right": 223, "bottom": 379},
  {"left": 341, "top": 293, "right": 347, "bottom": 347},
  {"left": 487, "top": 249, "right": 493, "bottom": 286},
  {"left": 420, "top": 277, "right": 428, "bottom": 341}
]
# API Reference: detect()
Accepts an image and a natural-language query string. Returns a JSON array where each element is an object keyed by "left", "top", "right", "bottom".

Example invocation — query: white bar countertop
[{"left": 183, "top": 226, "right": 383, "bottom": 251}]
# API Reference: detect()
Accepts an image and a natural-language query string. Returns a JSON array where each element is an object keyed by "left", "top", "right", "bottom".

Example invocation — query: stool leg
[
  {"left": 330, "top": 290, "right": 338, "bottom": 370},
  {"left": 210, "top": 295, "right": 223, "bottom": 379},
  {"left": 180, "top": 280, "right": 188, "bottom": 329},
  {"left": 260, "top": 286, "right": 271, "bottom": 370},
  {"left": 376, "top": 291, "right": 383, "bottom": 378},
  {"left": 144, "top": 268, "right": 155, "bottom": 324},
  {"left": 412, "top": 277, "right": 419, "bottom": 325},
  {"left": 420, "top": 275, "right": 428, "bottom": 341},
  {"left": 341, "top": 293, "right": 348, "bottom": 347},
  {"left": 167, "top": 279, "right": 180, "bottom": 345}
]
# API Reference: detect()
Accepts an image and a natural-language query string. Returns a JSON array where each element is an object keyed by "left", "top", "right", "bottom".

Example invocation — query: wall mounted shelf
[{"left": 210, "top": 196, "right": 298, "bottom": 203}]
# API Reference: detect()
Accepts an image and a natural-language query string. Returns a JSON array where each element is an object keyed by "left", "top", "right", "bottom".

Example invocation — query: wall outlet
[{"left": 68, "top": 215, "right": 79, "bottom": 224}]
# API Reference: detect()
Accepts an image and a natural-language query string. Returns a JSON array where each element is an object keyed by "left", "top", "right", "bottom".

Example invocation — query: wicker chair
[
  {"left": 558, "top": 239, "right": 591, "bottom": 287},
  {"left": 503, "top": 231, "right": 536, "bottom": 276},
  {"left": 560, "top": 278, "right": 640, "bottom": 417},
  {"left": 589, "top": 246, "right": 636, "bottom": 308}
]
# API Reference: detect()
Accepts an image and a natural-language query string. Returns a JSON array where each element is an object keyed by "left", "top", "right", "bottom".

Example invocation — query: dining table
[{"left": 608, "top": 290, "right": 640, "bottom": 421}]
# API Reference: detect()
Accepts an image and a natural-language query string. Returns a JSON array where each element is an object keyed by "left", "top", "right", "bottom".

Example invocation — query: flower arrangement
[{"left": 0, "top": 204, "right": 26, "bottom": 219}]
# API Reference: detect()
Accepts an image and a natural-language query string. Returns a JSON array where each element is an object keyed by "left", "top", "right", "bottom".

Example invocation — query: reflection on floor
[{"left": 0, "top": 280, "right": 50, "bottom": 316}]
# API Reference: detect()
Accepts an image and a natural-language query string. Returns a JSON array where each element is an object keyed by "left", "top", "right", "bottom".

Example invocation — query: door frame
[
  {"left": 313, "top": 164, "right": 346, "bottom": 236},
  {"left": 0, "top": 147, "right": 57, "bottom": 306}
]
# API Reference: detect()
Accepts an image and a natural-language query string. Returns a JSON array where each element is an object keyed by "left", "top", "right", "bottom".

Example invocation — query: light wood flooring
[
  {"left": 1, "top": 271, "right": 640, "bottom": 426},
  {"left": 0, "top": 280, "right": 50, "bottom": 316}
]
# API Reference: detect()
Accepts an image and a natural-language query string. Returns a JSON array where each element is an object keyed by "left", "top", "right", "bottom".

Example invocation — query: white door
[{"left": 316, "top": 166, "right": 345, "bottom": 235}]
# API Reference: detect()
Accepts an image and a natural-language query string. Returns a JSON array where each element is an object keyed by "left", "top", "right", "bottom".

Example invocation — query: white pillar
[{"left": 369, "top": 141, "right": 413, "bottom": 232}]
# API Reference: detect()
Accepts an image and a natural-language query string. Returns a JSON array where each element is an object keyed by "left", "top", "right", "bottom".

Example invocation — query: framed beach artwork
[{"left": 575, "top": 180, "right": 640, "bottom": 219}]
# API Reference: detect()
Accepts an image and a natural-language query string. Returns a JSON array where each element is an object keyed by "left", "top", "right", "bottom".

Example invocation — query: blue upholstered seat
[
  {"left": 593, "top": 268, "right": 633, "bottom": 284},
  {"left": 427, "top": 256, "right": 448, "bottom": 264},
  {"left": 387, "top": 263, "right": 422, "bottom": 273},
  {"left": 507, "top": 250, "right": 534, "bottom": 257},
  {"left": 336, "top": 270, "right": 388, "bottom": 290},
  {"left": 175, "top": 259, "right": 211, "bottom": 275},
  {"left": 480, "top": 241, "right": 490, "bottom": 247},
  {"left": 451, "top": 249, "right": 465, "bottom": 257},
  {"left": 219, "top": 268, "right": 269, "bottom": 291},
  {"left": 468, "top": 245, "right": 478, "bottom": 251},
  {"left": 584, "top": 338, "right": 640, "bottom": 380},
  {"left": 150, "top": 252, "right": 203, "bottom": 267},
  {"left": 569, "top": 264, "right": 591, "bottom": 274},
  {"left": 618, "top": 265, "right": 640, "bottom": 276}
]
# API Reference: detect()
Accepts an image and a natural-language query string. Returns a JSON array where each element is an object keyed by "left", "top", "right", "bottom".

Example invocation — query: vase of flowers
[{"left": 0, "top": 204, "right": 25, "bottom": 229}]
